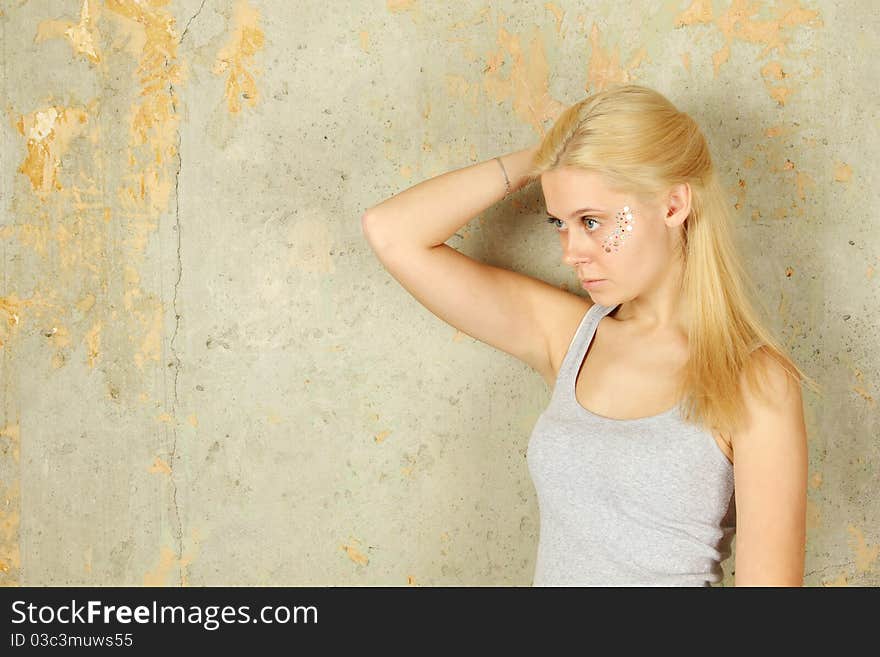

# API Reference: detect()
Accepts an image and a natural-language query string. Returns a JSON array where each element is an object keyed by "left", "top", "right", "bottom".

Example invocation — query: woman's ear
[{"left": 664, "top": 182, "right": 691, "bottom": 226}]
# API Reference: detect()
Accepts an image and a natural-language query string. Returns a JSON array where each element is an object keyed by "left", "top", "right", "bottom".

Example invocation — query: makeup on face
[{"left": 600, "top": 205, "right": 635, "bottom": 253}]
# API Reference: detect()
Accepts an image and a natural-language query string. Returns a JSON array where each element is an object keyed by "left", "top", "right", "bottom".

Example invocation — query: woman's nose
[{"left": 562, "top": 232, "right": 598, "bottom": 267}]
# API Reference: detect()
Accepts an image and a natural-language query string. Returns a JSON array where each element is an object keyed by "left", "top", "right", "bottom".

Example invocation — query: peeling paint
[
  {"left": 16, "top": 106, "right": 89, "bottom": 194},
  {"left": 341, "top": 543, "right": 369, "bottom": 566},
  {"left": 482, "top": 22, "right": 566, "bottom": 134},
  {"left": 214, "top": 0, "right": 264, "bottom": 114},
  {"left": 35, "top": 0, "right": 102, "bottom": 64},
  {"left": 673, "top": 0, "right": 823, "bottom": 104}
]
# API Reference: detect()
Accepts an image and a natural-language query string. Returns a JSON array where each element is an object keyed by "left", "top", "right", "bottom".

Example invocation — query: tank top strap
[{"left": 556, "top": 302, "right": 619, "bottom": 387}]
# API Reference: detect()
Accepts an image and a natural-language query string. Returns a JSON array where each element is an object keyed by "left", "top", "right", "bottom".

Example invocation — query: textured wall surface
[{"left": 0, "top": 1, "right": 876, "bottom": 586}]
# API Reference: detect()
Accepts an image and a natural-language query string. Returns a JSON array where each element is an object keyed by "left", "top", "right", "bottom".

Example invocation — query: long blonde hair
[{"left": 524, "top": 84, "right": 822, "bottom": 438}]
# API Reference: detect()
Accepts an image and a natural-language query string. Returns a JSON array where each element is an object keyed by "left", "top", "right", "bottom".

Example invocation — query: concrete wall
[{"left": 0, "top": 1, "right": 876, "bottom": 586}]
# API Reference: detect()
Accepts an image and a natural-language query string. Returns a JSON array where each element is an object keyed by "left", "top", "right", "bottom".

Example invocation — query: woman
[{"left": 362, "top": 84, "right": 819, "bottom": 586}]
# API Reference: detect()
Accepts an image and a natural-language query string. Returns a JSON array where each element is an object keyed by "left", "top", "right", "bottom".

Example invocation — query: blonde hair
[{"left": 524, "top": 84, "right": 822, "bottom": 438}]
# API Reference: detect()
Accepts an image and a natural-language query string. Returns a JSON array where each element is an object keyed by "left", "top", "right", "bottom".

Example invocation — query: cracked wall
[{"left": 0, "top": 1, "right": 877, "bottom": 586}]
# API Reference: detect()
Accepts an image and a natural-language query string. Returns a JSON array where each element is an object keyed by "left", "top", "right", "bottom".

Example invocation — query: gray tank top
[{"left": 526, "top": 301, "right": 736, "bottom": 586}]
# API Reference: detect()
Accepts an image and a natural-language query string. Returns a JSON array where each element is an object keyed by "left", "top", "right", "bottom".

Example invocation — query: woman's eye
[{"left": 545, "top": 216, "right": 599, "bottom": 231}]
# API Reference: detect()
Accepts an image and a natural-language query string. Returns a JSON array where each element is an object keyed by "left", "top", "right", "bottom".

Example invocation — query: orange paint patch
[
  {"left": 544, "top": 3, "right": 567, "bottom": 37},
  {"left": 674, "top": 0, "right": 712, "bottom": 27},
  {"left": 387, "top": 0, "right": 416, "bottom": 12},
  {"left": 374, "top": 430, "right": 391, "bottom": 444},
  {"left": 148, "top": 456, "right": 172, "bottom": 475},
  {"left": 481, "top": 23, "right": 567, "bottom": 135},
  {"left": 673, "top": 0, "right": 823, "bottom": 104},
  {"left": 16, "top": 106, "right": 89, "bottom": 194},
  {"left": 214, "top": 0, "right": 265, "bottom": 114},
  {"left": 35, "top": 0, "right": 102, "bottom": 64},
  {"left": 341, "top": 543, "right": 369, "bottom": 566},
  {"left": 585, "top": 22, "right": 648, "bottom": 92},
  {"left": 833, "top": 162, "right": 852, "bottom": 183},
  {"left": 143, "top": 533, "right": 201, "bottom": 587},
  {"left": 85, "top": 321, "right": 102, "bottom": 368},
  {"left": 850, "top": 368, "right": 875, "bottom": 406}
]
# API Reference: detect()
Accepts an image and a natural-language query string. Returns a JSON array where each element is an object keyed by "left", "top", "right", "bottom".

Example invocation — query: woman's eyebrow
[{"left": 546, "top": 206, "right": 606, "bottom": 218}]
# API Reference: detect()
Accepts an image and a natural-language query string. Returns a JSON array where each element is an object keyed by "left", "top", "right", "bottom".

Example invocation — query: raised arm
[{"left": 361, "top": 146, "right": 581, "bottom": 384}]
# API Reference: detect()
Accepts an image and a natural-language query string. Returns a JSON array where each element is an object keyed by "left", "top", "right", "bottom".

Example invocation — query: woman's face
[{"left": 540, "top": 166, "right": 683, "bottom": 303}]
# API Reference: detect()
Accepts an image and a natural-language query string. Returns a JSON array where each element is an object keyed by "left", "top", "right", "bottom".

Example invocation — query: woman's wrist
[{"left": 498, "top": 145, "right": 540, "bottom": 196}]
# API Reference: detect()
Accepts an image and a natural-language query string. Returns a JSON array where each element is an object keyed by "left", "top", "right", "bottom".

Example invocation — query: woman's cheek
[{"left": 601, "top": 205, "right": 636, "bottom": 253}]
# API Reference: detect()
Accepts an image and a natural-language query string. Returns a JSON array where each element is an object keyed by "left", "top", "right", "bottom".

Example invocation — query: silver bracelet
[{"left": 495, "top": 156, "right": 511, "bottom": 197}]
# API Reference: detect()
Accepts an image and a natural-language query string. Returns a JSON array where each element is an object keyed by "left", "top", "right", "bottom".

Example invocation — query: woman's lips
[{"left": 581, "top": 279, "right": 606, "bottom": 289}]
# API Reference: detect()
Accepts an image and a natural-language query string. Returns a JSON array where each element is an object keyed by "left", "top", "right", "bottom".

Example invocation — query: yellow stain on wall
[
  {"left": 0, "top": 296, "right": 24, "bottom": 350},
  {"left": 673, "top": 0, "right": 823, "bottom": 105},
  {"left": 850, "top": 367, "right": 875, "bottom": 406},
  {"left": 544, "top": 3, "right": 566, "bottom": 36},
  {"left": 585, "top": 22, "right": 648, "bottom": 92},
  {"left": 387, "top": 0, "right": 415, "bottom": 12},
  {"left": 482, "top": 22, "right": 567, "bottom": 135},
  {"left": 143, "top": 528, "right": 203, "bottom": 586},
  {"left": 16, "top": 106, "right": 89, "bottom": 194},
  {"left": 341, "top": 543, "right": 369, "bottom": 566},
  {"left": 214, "top": 0, "right": 265, "bottom": 114},
  {"left": 847, "top": 525, "right": 879, "bottom": 574},
  {"left": 84, "top": 321, "right": 102, "bottom": 368},
  {"left": 35, "top": 0, "right": 102, "bottom": 64},
  {"left": 833, "top": 162, "right": 853, "bottom": 183},
  {"left": 148, "top": 456, "right": 172, "bottom": 475}
]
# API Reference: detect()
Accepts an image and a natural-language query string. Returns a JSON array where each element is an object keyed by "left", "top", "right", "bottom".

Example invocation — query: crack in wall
[
  {"left": 180, "top": 0, "right": 208, "bottom": 46},
  {"left": 168, "top": 68, "right": 184, "bottom": 588}
]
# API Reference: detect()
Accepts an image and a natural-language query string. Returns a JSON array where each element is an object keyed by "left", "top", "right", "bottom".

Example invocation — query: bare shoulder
[
  {"left": 731, "top": 347, "right": 806, "bottom": 451},
  {"left": 729, "top": 347, "right": 808, "bottom": 585}
]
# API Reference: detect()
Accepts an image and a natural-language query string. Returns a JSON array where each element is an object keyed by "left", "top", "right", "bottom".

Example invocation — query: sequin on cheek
[{"left": 601, "top": 205, "right": 635, "bottom": 253}]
